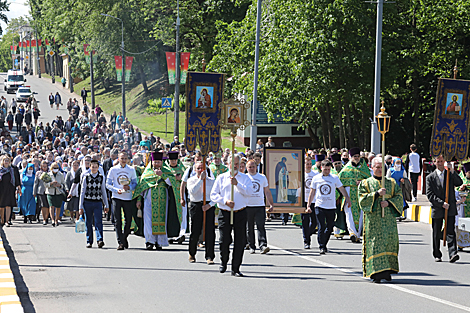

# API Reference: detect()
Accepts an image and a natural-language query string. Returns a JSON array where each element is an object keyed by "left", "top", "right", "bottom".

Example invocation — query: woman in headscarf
[
  {"left": 0, "top": 155, "right": 21, "bottom": 226},
  {"left": 386, "top": 157, "right": 408, "bottom": 221},
  {"left": 33, "top": 160, "right": 50, "bottom": 225},
  {"left": 45, "top": 162, "right": 66, "bottom": 227},
  {"left": 19, "top": 163, "right": 36, "bottom": 223}
]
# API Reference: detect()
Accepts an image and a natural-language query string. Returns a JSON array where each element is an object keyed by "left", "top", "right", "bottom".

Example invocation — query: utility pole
[
  {"left": 370, "top": 0, "right": 384, "bottom": 154},
  {"left": 69, "top": 54, "right": 73, "bottom": 93},
  {"left": 174, "top": 0, "right": 180, "bottom": 138},
  {"left": 122, "top": 47, "right": 125, "bottom": 118},
  {"left": 90, "top": 50, "right": 95, "bottom": 109},
  {"left": 36, "top": 30, "right": 41, "bottom": 78},
  {"left": 29, "top": 32, "right": 32, "bottom": 74},
  {"left": 250, "top": 0, "right": 262, "bottom": 151}
]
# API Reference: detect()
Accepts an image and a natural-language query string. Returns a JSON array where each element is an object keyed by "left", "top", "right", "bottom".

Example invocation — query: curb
[
  {"left": 406, "top": 204, "right": 433, "bottom": 224},
  {"left": 0, "top": 236, "right": 22, "bottom": 313}
]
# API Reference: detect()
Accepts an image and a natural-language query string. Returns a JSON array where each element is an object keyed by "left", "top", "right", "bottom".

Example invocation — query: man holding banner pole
[
  {"left": 211, "top": 154, "right": 253, "bottom": 277},
  {"left": 426, "top": 155, "right": 462, "bottom": 262}
]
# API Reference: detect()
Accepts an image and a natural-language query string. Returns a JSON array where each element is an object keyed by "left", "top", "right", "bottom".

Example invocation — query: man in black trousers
[
  {"left": 210, "top": 154, "right": 253, "bottom": 277},
  {"left": 187, "top": 162, "right": 216, "bottom": 265},
  {"left": 426, "top": 155, "right": 462, "bottom": 263}
]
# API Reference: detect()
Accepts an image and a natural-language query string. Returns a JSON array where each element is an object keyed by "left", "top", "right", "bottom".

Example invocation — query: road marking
[
  {"left": 0, "top": 237, "right": 23, "bottom": 313},
  {"left": 270, "top": 245, "right": 470, "bottom": 312}
]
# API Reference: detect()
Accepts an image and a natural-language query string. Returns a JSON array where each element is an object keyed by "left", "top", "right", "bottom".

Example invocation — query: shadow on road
[{"left": 0, "top": 229, "right": 36, "bottom": 313}]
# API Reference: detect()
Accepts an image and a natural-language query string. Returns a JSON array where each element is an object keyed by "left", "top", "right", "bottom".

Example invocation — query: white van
[{"left": 4, "top": 70, "right": 26, "bottom": 93}]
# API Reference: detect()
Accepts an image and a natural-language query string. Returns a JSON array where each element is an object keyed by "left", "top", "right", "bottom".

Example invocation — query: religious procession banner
[
  {"left": 431, "top": 78, "right": 470, "bottom": 161},
  {"left": 184, "top": 71, "right": 224, "bottom": 156}
]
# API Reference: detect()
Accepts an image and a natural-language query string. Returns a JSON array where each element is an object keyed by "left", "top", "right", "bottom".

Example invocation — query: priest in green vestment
[
  {"left": 162, "top": 151, "right": 187, "bottom": 241},
  {"left": 133, "top": 151, "right": 169, "bottom": 250},
  {"left": 358, "top": 157, "right": 403, "bottom": 283},
  {"left": 457, "top": 162, "right": 470, "bottom": 248},
  {"left": 338, "top": 147, "right": 371, "bottom": 243},
  {"left": 330, "top": 153, "right": 347, "bottom": 238}
]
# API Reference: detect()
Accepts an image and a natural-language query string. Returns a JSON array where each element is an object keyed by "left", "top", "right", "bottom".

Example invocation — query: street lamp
[
  {"left": 375, "top": 101, "right": 391, "bottom": 218},
  {"left": 101, "top": 13, "right": 126, "bottom": 117}
]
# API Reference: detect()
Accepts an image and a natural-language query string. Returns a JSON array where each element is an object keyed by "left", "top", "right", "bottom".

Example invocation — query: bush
[{"left": 146, "top": 94, "right": 186, "bottom": 114}]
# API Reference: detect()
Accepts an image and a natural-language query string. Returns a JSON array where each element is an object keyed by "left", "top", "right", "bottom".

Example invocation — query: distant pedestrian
[
  {"left": 61, "top": 77, "right": 66, "bottom": 88},
  {"left": 265, "top": 136, "right": 275, "bottom": 148},
  {"left": 48, "top": 93, "right": 54, "bottom": 109},
  {"left": 81, "top": 87, "right": 87, "bottom": 104},
  {"left": 405, "top": 144, "right": 422, "bottom": 202},
  {"left": 55, "top": 92, "right": 62, "bottom": 110}
]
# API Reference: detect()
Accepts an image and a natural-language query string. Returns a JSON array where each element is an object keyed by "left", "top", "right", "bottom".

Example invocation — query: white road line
[{"left": 270, "top": 245, "right": 470, "bottom": 312}]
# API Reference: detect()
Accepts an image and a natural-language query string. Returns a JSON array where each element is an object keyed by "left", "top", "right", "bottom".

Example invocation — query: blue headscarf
[{"left": 22, "top": 163, "right": 36, "bottom": 179}]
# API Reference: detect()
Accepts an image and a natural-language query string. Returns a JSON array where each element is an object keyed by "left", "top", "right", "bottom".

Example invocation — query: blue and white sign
[
  {"left": 14, "top": 59, "right": 18, "bottom": 66},
  {"left": 162, "top": 97, "right": 172, "bottom": 108}
]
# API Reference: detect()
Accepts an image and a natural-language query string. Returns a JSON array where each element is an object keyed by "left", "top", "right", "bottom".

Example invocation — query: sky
[{"left": 1, "top": 0, "right": 30, "bottom": 34}]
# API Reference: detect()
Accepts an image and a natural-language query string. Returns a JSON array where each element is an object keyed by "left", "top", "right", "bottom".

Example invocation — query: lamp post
[
  {"left": 375, "top": 102, "right": 391, "bottom": 218},
  {"left": 101, "top": 13, "right": 126, "bottom": 117}
]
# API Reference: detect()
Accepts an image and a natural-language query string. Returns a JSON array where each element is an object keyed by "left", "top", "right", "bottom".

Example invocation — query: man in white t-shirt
[
  {"left": 246, "top": 160, "right": 274, "bottom": 254},
  {"left": 301, "top": 156, "right": 319, "bottom": 249},
  {"left": 307, "top": 159, "right": 351, "bottom": 254}
]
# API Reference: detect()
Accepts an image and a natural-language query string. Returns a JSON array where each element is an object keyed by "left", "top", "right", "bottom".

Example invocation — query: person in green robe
[
  {"left": 209, "top": 151, "right": 228, "bottom": 226},
  {"left": 133, "top": 151, "right": 169, "bottom": 250},
  {"left": 162, "top": 151, "right": 186, "bottom": 243},
  {"left": 338, "top": 147, "right": 371, "bottom": 243},
  {"left": 358, "top": 156, "right": 403, "bottom": 283},
  {"left": 457, "top": 162, "right": 470, "bottom": 249}
]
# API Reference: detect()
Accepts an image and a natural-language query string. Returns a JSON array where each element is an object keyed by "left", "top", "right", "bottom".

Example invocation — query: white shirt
[
  {"left": 310, "top": 173, "right": 342, "bottom": 209},
  {"left": 436, "top": 168, "right": 445, "bottom": 186},
  {"left": 105, "top": 164, "right": 137, "bottom": 201},
  {"left": 304, "top": 170, "right": 317, "bottom": 204},
  {"left": 210, "top": 171, "right": 253, "bottom": 211},
  {"left": 182, "top": 164, "right": 214, "bottom": 182},
  {"left": 408, "top": 152, "right": 420, "bottom": 173},
  {"left": 247, "top": 172, "right": 268, "bottom": 207},
  {"left": 187, "top": 175, "right": 215, "bottom": 206}
]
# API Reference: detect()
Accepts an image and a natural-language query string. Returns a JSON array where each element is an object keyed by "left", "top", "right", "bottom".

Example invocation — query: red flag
[
  {"left": 38, "top": 39, "right": 42, "bottom": 47},
  {"left": 166, "top": 52, "right": 176, "bottom": 84},
  {"left": 180, "top": 52, "right": 191, "bottom": 84},
  {"left": 31, "top": 40, "right": 36, "bottom": 47},
  {"left": 125, "top": 56, "right": 134, "bottom": 82},
  {"left": 45, "top": 39, "right": 49, "bottom": 46}
]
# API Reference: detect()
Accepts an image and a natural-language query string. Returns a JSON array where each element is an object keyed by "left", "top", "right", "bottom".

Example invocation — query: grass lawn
[{"left": 73, "top": 77, "right": 247, "bottom": 151}]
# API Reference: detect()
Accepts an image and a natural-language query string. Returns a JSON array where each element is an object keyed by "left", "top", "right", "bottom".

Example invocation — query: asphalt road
[{"left": 1, "top": 75, "right": 470, "bottom": 313}]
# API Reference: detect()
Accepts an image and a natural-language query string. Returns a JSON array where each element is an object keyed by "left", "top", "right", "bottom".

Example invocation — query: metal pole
[
  {"left": 90, "top": 50, "right": 95, "bottom": 109},
  {"left": 69, "top": 55, "right": 73, "bottom": 93},
  {"left": 174, "top": 0, "right": 180, "bottom": 138},
  {"left": 20, "top": 32, "right": 23, "bottom": 72},
  {"left": 166, "top": 108, "right": 168, "bottom": 134},
  {"left": 36, "top": 30, "right": 41, "bottom": 78},
  {"left": 370, "top": 0, "right": 383, "bottom": 154},
  {"left": 381, "top": 135, "right": 385, "bottom": 218},
  {"left": 250, "top": 0, "right": 262, "bottom": 151},
  {"left": 29, "top": 33, "right": 32, "bottom": 74}
]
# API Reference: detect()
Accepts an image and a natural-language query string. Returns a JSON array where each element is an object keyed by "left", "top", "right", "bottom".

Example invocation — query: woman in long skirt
[
  {"left": 0, "top": 155, "right": 21, "bottom": 227},
  {"left": 19, "top": 163, "right": 36, "bottom": 223}
]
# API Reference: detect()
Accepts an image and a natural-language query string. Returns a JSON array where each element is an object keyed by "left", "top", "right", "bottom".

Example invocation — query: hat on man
[
  {"left": 168, "top": 151, "right": 179, "bottom": 160},
  {"left": 349, "top": 147, "right": 361, "bottom": 157},
  {"left": 151, "top": 151, "right": 163, "bottom": 161},
  {"left": 330, "top": 153, "right": 341, "bottom": 163},
  {"left": 315, "top": 154, "right": 325, "bottom": 162}
]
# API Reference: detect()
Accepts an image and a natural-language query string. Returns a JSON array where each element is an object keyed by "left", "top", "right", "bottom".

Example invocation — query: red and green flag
[
  {"left": 125, "top": 56, "right": 134, "bottom": 82},
  {"left": 165, "top": 52, "right": 191, "bottom": 84},
  {"left": 38, "top": 39, "right": 42, "bottom": 47},
  {"left": 31, "top": 40, "right": 36, "bottom": 48},
  {"left": 180, "top": 52, "right": 191, "bottom": 84},
  {"left": 10, "top": 45, "right": 14, "bottom": 54},
  {"left": 45, "top": 39, "right": 50, "bottom": 51},
  {"left": 115, "top": 56, "right": 123, "bottom": 81}
]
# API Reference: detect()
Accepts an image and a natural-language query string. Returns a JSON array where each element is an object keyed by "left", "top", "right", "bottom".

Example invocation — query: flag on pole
[
  {"left": 180, "top": 52, "right": 191, "bottom": 84},
  {"left": 115, "top": 56, "right": 123, "bottom": 81},
  {"left": 38, "top": 39, "right": 42, "bottom": 47},
  {"left": 45, "top": 39, "right": 50, "bottom": 51},
  {"left": 84, "top": 44, "right": 91, "bottom": 63},
  {"left": 125, "top": 56, "right": 134, "bottom": 82},
  {"left": 166, "top": 52, "right": 176, "bottom": 84},
  {"left": 92, "top": 50, "right": 97, "bottom": 63},
  {"left": 32, "top": 40, "right": 36, "bottom": 48},
  {"left": 13, "top": 45, "right": 17, "bottom": 54},
  {"left": 10, "top": 45, "right": 13, "bottom": 55}
]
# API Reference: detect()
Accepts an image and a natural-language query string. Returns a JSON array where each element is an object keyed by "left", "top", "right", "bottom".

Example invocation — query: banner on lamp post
[
  {"left": 38, "top": 39, "right": 42, "bottom": 47},
  {"left": 166, "top": 52, "right": 191, "bottom": 84},
  {"left": 31, "top": 40, "right": 36, "bottom": 48},
  {"left": 180, "top": 52, "right": 191, "bottom": 84},
  {"left": 125, "top": 56, "right": 133, "bottom": 82},
  {"left": 84, "top": 44, "right": 91, "bottom": 64},
  {"left": 115, "top": 56, "right": 123, "bottom": 81}
]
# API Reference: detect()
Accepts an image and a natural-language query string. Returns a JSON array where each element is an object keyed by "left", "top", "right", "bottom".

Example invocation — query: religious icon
[
  {"left": 227, "top": 106, "right": 241, "bottom": 124},
  {"left": 445, "top": 93, "right": 463, "bottom": 116},
  {"left": 264, "top": 147, "right": 305, "bottom": 212},
  {"left": 196, "top": 86, "right": 214, "bottom": 109}
]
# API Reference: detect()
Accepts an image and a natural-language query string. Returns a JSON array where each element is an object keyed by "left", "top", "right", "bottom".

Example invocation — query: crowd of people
[{"left": 0, "top": 96, "right": 467, "bottom": 281}]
